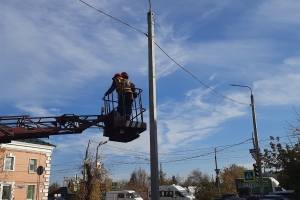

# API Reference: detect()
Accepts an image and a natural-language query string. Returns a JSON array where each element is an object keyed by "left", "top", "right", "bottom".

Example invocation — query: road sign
[
  {"left": 243, "top": 170, "right": 256, "bottom": 182},
  {"left": 37, "top": 166, "right": 44, "bottom": 175},
  {"left": 236, "top": 177, "right": 273, "bottom": 194},
  {"left": 249, "top": 149, "right": 256, "bottom": 153},
  {"left": 111, "top": 182, "right": 118, "bottom": 190},
  {"left": 249, "top": 149, "right": 257, "bottom": 161}
]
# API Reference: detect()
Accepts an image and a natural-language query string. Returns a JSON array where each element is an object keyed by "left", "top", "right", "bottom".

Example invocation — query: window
[
  {"left": 27, "top": 185, "right": 35, "bottom": 200},
  {"left": 2, "top": 185, "right": 12, "bottom": 200},
  {"left": 4, "top": 156, "right": 14, "bottom": 171},
  {"left": 159, "top": 191, "right": 163, "bottom": 197},
  {"left": 164, "top": 191, "right": 173, "bottom": 197},
  {"left": 118, "top": 193, "right": 124, "bottom": 198},
  {"left": 29, "top": 159, "right": 38, "bottom": 172},
  {"left": 175, "top": 191, "right": 184, "bottom": 197}
]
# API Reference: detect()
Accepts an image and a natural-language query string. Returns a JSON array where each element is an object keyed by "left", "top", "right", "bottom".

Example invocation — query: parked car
[
  {"left": 220, "top": 193, "right": 239, "bottom": 199},
  {"left": 259, "top": 194, "right": 289, "bottom": 200},
  {"left": 270, "top": 191, "right": 294, "bottom": 199},
  {"left": 48, "top": 197, "right": 65, "bottom": 200}
]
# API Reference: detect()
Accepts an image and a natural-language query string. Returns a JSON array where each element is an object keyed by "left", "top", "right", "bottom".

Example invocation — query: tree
[
  {"left": 72, "top": 146, "right": 110, "bottom": 200},
  {"left": 184, "top": 169, "right": 208, "bottom": 186},
  {"left": 171, "top": 175, "right": 178, "bottom": 185},
  {"left": 220, "top": 164, "right": 245, "bottom": 194},
  {"left": 197, "top": 179, "right": 218, "bottom": 200},
  {"left": 262, "top": 136, "right": 300, "bottom": 199},
  {"left": 128, "top": 171, "right": 138, "bottom": 187},
  {"left": 118, "top": 168, "right": 150, "bottom": 200},
  {"left": 180, "top": 169, "right": 219, "bottom": 200},
  {"left": 160, "top": 173, "right": 183, "bottom": 185},
  {"left": 48, "top": 182, "right": 61, "bottom": 193}
]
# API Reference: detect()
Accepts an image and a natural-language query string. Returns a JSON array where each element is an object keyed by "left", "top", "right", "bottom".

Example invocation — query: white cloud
[
  {"left": 254, "top": 74, "right": 300, "bottom": 106},
  {"left": 253, "top": 57, "right": 300, "bottom": 106},
  {"left": 254, "top": 0, "right": 300, "bottom": 25},
  {"left": 157, "top": 87, "right": 247, "bottom": 151},
  {"left": 1, "top": 0, "right": 299, "bottom": 184},
  {"left": 283, "top": 57, "right": 300, "bottom": 67},
  {"left": 16, "top": 103, "right": 61, "bottom": 116},
  {"left": 202, "top": 7, "right": 223, "bottom": 18},
  {"left": 209, "top": 74, "right": 218, "bottom": 80}
]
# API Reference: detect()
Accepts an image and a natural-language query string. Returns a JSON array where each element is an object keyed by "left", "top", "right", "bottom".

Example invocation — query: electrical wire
[
  {"left": 79, "top": 0, "right": 147, "bottom": 36},
  {"left": 47, "top": 135, "right": 298, "bottom": 176},
  {"left": 79, "top": 0, "right": 248, "bottom": 105},
  {"left": 158, "top": 138, "right": 252, "bottom": 164},
  {"left": 154, "top": 43, "right": 249, "bottom": 105}
]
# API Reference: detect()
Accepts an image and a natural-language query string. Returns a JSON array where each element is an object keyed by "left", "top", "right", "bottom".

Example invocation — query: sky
[{"left": 1, "top": 0, "right": 300, "bottom": 186}]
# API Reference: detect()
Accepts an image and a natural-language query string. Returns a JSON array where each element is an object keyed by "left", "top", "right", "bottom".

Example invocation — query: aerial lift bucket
[{"left": 102, "top": 88, "right": 147, "bottom": 143}]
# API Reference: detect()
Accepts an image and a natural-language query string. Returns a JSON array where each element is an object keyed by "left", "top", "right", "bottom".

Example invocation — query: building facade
[{"left": 0, "top": 139, "right": 55, "bottom": 200}]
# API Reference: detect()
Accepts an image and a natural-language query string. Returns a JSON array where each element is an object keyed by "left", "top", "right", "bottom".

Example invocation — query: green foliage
[
  {"left": 181, "top": 169, "right": 219, "bottom": 200},
  {"left": 262, "top": 136, "right": 300, "bottom": 199},
  {"left": 196, "top": 179, "right": 218, "bottom": 200}
]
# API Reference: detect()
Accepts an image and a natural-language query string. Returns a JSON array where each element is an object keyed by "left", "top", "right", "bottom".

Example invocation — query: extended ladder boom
[
  {"left": 0, "top": 114, "right": 105, "bottom": 143},
  {"left": 0, "top": 88, "right": 147, "bottom": 143}
]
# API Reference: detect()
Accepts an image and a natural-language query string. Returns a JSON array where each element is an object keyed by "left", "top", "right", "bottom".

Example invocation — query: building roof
[{"left": 14, "top": 138, "right": 56, "bottom": 147}]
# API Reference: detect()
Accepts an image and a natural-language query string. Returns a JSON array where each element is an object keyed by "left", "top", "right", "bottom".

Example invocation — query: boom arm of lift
[
  {"left": 0, "top": 114, "right": 106, "bottom": 143},
  {"left": 0, "top": 88, "right": 147, "bottom": 143}
]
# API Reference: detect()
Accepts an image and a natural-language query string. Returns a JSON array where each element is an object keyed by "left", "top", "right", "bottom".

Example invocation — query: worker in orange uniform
[
  {"left": 104, "top": 73, "right": 124, "bottom": 117},
  {"left": 120, "top": 72, "right": 135, "bottom": 120}
]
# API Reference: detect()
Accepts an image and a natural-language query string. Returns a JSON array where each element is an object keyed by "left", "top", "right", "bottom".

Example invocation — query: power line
[
  {"left": 79, "top": 0, "right": 248, "bottom": 105},
  {"left": 79, "top": 0, "right": 147, "bottom": 36},
  {"left": 154, "top": 43, "right": 249, "bottom": 105},
  {"left": 159, "top": 138, "right": 252, "bottom": 164}
]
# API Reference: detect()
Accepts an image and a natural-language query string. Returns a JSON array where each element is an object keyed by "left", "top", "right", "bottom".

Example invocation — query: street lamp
[
  {"left": 96, "top": 141, "right": 107, "bottom": 168},
  {"left": 230, "top": 84, "right": 264, "bottom": 194}
]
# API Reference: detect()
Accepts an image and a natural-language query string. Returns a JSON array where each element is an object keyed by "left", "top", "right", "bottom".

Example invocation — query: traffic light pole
[
  {"left": 230, "top": 84, "right": 264, "bottom": 194},
  {"left": 250, "top": 91, "right": 264, "bottom": 194},
  {"left": 214, "top": 148, "right": 221, "bottom": 197}
]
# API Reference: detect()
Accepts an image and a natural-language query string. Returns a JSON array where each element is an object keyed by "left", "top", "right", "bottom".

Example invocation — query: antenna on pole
[{"left": 148, "top": 0, "right": 152, "bottom": 11}]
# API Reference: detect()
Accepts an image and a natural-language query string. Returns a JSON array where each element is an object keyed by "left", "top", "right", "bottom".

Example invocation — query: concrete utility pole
[
  {"left": 96, "top": 141, "right": 107, "bottom": 168},
  {"left": 83, "top": 140, "right": 91, "bottom": 200},
  {"left": 83, "top": 140, "right": 91, "bottom": 181},
  {"left": 250, "top": 88, "right": 264, "bottom": 194},
  {"left": 147, "top": 2, "right": 160, "bottom": 200},
  {"left": 214, "top": 148, "right": 220, "bottom": 197},
  {"left": 230, "top": 84, "right": 264, "bottom": 194}
]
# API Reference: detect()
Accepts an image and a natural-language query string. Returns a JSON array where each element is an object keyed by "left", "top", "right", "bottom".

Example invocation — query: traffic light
[
  {"left": 253, "top": 163, "right": 260, "bottom": 179},
  {"left": 215, "top": 175, "right": 219, "bottom": 186}
]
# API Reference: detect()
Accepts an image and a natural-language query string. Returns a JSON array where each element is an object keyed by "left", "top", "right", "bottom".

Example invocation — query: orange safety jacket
[
  {"left": 113, "top": 77, "right": 123, "bottom": 92},
  {"left": 121, "top": 78, "right": 133, "bottom": 93}
]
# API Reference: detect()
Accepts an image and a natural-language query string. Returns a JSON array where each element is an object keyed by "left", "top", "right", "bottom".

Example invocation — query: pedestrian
[
  {"left": 120, "top": 72, "right": 134, "bottom": 120},
  {"left": 104, "top": 73, "right": 124, "bottom": 117},
  {"left": 238, "top": 188, "right": 259, "bottom": 200}
]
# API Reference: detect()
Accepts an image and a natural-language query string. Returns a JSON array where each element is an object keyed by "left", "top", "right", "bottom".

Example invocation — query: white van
[
  {"left": 148, "top": 185, "right": 195, "bottom": 200},
  {"left": 106, "top": 190, "right": 143, "bottom": 200}
]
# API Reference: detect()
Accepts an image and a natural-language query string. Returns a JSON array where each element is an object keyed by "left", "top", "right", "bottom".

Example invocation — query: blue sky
[{"left": 1, "top": 0, "right": 300, "bottom": 185}]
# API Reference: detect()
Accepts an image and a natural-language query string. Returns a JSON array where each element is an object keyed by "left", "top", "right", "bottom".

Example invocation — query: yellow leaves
[{"left": 220, "top": 164, "right": 245, "bottom": 194}]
